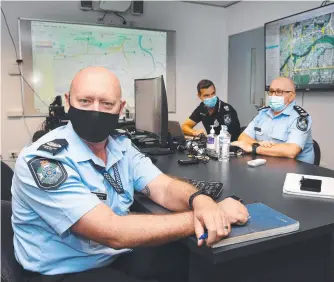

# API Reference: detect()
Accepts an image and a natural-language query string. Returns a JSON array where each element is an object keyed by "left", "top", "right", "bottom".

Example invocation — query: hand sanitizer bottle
[{"left": 206, "top": 125, "right": 216, "bottom": 152}]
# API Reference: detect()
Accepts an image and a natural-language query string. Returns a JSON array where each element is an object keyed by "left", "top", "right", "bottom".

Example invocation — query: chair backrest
[
  {"left": 1, "top": 200, "right": 24, "bottom": 282},
  {"left": 1, "top": 162, "right": 14, "bottom": 201},
  {"left": 313, "top": 139, "right": 321, "bottom": 166},
  {"left": 240, "top": 126, "right": 247, "bottom": 134}
]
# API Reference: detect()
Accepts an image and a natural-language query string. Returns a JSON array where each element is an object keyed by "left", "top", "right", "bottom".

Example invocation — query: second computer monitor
[{"left": 134, "top": 75, "right": 169, "bottom": 147}]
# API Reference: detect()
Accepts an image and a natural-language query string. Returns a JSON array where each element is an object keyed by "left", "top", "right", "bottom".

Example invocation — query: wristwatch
[
  {"left": 252, "top": 143, "right": 260, "bottom": 155},
  {"left": 189, "top": 190, "right": 208, "bottom": 210}
]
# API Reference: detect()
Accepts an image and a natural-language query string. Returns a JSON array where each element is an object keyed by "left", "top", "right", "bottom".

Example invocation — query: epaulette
[
  {"left": 37, "top": 139, "right": 68, "bottom": 155},
  {"left": 293, "top": 105, "right": 309, "bottom": 117},
  {"left": 257, "top": 106, "right": 270, "bottom": 112}
]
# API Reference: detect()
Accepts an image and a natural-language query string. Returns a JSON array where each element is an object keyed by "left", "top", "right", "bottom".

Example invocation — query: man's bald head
[
  {"left": 270, "top": 76, "right": 296, "bottom": 93},
  {"left": 66, "top": 66, "right": 125, "bottom": 114},
  {"left": 70, "top": 66, "right": 122, "bottom": 97}
]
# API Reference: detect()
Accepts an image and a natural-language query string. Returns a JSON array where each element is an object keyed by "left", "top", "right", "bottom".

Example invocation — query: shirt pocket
[
  {"left": 255, "top": 129, "right": 263, "bottom": 136},
  {"left": 270, "top": 124, "right": 288, "bottom": 142}
]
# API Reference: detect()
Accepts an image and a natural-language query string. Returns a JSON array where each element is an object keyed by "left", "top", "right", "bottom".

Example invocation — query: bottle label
[{"left": 207, "top": 136, "right": 215, "bottom": 144}]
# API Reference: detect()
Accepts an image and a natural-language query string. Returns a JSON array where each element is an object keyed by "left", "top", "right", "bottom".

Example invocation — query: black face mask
[{"left": 68, "top": 105, "right": 119, "bottom": 143}]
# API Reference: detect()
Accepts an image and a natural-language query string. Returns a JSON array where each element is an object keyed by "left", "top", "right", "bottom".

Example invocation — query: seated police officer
[
  {"left": 234, "top": 77, "right": 314, "bottom": 164},
  {"left": 12, "top": 67, "right": 249, "bottom": 282},
  {"left": 181, "top": 79, "right": 241, "bottom": 141}
]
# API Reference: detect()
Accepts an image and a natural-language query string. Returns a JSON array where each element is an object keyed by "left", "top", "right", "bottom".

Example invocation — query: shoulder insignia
[
  {"left": 293, "top": 105, "right": 309, "bottom": 117},
  {"left": 257, "top": 106, "right": 270, "bottom": 112},
  {"left": 296, "top": 116, "right": 309, "bottom": 132},
  {"left": 38, "top": 139, "right": 68, "bottom": 155},
  {"left": 224, "top": 114, "right": 232, "bottom": 125},
  {"left": 28, "top": 157, "right": 67, "bottom": 189}
]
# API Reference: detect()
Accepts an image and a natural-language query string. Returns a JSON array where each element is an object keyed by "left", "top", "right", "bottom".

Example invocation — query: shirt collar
[
  {"left": 265, "top": 101, "right": 296, "bottom": 118},
  {"left": 64, "top": 122, "right": 127, "bottom": 167}
]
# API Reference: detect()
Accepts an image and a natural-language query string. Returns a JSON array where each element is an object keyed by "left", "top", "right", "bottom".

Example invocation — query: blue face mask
[
  {"left": 269, "top": 96, "right": 286, "bottom": 112},
  {"left": 203, "top": 96, "right": 218, "bottom": 108}
]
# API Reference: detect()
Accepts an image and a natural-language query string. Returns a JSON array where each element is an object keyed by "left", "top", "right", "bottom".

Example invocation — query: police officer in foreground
[
  {"left": 181, "top": 79, "right": 241, "bottom": 141},
  {"left": 234, "top": 77, "right": 314, "bottom": 164},
  {"left": 12, "top": 67, "right": 249, "bottom": 282}
]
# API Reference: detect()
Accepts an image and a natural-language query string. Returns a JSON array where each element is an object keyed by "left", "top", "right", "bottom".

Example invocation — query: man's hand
[
  {"left": 259, "top": 141, "right": 275, "bottom": 148},
  {"left": 231, "top": 141, "right": 252, "bottom": 153},
  {"left": 192, "top": 195, "right": 230, "bottom": 247},
  {"left": 193, "top": 129, "right": 206, "bottom": 137},
  {"left": 218, "top": 198, "right": 249, "bottom": 225}
]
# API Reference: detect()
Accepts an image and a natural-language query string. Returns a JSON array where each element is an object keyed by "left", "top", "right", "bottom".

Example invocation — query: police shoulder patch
[
  {"left": 293, "top": 105, "right": 309, "bottom": 117},
  {"left": 224, "top": 114, "right": 232, "bottom": 125},
  {"left": 38, "top": 139, "right": 68, "bottom": 156},
  {"left": 28, "top": 157, "right": 67, "bottom": 189},
  {"left": 296, "top": 116, "right": 309, "bottom": 132}
]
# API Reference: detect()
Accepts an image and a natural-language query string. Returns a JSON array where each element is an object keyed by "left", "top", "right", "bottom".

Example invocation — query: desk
[{"left": 134, "top": 153, "right": 334, "bottom": 282}]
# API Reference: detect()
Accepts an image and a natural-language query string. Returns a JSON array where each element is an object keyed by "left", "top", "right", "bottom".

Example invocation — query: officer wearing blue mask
[
  {"left": 11, "top": 67, "right": 249, "bottom": 282},
  {"left": 234, "top": 77, "right": 314, "bottom": 164},
  {"left": 181, "top": 79, "right": 241, "bottom": 141}
]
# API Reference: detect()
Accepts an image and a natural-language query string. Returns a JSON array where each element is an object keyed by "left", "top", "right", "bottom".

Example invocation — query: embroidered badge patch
[
  {"left": 224, "top": 114, "right": 232, "bottom": 125},
  {"left": 296, "top": 116, "right": 308, "bottom": 131},
  {"left": 224, "top": 105, "right": 230, "bottom": 111},
  {"left": 28, "top": 157, "right": 67, "bottom": 189}
]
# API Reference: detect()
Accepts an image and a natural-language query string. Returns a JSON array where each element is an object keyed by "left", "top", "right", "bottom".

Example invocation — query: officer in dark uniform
[{"left": 181, "top": 80, "right": 241, "bottom": 141}]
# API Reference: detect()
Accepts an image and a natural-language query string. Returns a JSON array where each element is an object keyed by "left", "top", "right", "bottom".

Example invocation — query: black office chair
[
  {"left": 1, "top": 162, "right": 14, "bottom": 201},
  {"left": 1, "top": 200, "right": 24, "bottom": 282},
  {"left": 313, "top": 139, "right": 321, "bottom": 166},
  {"left": 240, "top": 126, "right": 247, "bottom": 133}
]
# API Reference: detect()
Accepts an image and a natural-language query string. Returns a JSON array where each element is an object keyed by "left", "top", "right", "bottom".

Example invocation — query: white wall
[
  {"left": 226, "top": 1, "right": 334, "bottom": 169},
  {"left": 1, "top": 1, "right": 228, "bottom": 166},
  {"left": 227, "top": 1, "right": 321, "bottom": 36}
]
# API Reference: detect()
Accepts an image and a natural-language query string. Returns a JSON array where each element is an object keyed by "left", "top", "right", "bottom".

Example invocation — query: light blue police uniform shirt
[
  {"left": 11, "top": 122, "right": 162, "bottom": 275},
  {"left": 244, "top": 101, "right": 314, "bottom": 164}
]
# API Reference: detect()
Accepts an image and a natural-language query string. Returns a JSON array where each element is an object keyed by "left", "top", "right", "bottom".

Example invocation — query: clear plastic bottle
[{"left": 218, "top": 125, "right": 231, "bottom": 161}]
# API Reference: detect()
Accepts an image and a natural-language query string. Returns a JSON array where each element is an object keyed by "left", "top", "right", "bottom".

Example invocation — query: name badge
[
  {"left": 91, "top": 192, "right": 107, "bottom": 200},
  {"left": 254, "top": 127, "right": 261, "bottom": 132}
]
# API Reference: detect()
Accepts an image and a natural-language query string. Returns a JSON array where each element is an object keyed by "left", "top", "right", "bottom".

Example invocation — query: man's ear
[
  {"left": 64, "top": 93, "right": 70, "bottom": 112},
  {"left": 290, "top": 92, "right": 296, "bottom": 103},
  {"left": 119, "top": 100, "right": 126, "bottom": 115}
]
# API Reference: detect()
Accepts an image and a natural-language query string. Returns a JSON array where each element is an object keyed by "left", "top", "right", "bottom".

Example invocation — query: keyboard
[
  {"left": 179, "top": 178, "right": 223, "bottom": 200},
  {"left": 140, "top": 147, "right": 174, "bottom": 156}
]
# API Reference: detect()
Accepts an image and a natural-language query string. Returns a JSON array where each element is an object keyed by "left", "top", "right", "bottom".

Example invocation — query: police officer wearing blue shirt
[
  {"left": 12, "top": 67, "right": 249, "bottom": 282},
  {"left": 233, "top": 77, "right": 314, "bottom": 164}
]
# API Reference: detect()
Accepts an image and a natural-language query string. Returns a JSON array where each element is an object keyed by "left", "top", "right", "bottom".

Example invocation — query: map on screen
[
  {"left": 30, "top": 21, "right": 167, "bottom": 115},
  {"left": 280, "top": 13, "right": 334, "bottom": 85},
  {"left": 265, "top": 5, "right": 334, "bottom": 90}
]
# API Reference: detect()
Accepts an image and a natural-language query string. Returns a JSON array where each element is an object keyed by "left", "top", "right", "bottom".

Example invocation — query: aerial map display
[
  {"left": 265, "top": 5, "right": 334, "bottom": 90},
  {"left": 29, "top": 21, "right": 167, "bottom": 115}
]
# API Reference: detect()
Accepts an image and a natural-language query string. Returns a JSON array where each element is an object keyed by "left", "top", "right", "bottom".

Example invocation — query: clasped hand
[{"left": 192, "top": 196, "right": 249, "bottom": 247}]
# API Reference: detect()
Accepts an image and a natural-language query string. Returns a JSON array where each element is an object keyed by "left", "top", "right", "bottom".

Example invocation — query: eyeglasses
[{"left": 267, "top": 89, "right": 293, "bottom": 96}]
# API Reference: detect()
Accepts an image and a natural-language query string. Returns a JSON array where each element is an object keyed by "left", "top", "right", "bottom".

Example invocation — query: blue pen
[{"left": 198, "top": 216, "right": 251, "bottom": 240}]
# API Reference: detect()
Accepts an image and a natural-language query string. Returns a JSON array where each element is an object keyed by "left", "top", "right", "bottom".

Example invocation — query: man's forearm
[
  {"left": 182, "top": 124, "right": 195, "bottom": 136},
  {"left": 160, "top": 177, "right": 199, "bottom": 211},
  {"left": 256, "top": 143, "right": 301, "bottom": 158},
  {"left": 238, "top": 132, "right": 256, "bottom": 144},
  {"left": 110, "top": 211, "right": 194, "bottom": 249}
]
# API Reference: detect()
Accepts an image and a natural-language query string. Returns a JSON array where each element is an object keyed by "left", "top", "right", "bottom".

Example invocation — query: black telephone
[{"left": 300, "top": 177, "right": 322, "bottom": 193}]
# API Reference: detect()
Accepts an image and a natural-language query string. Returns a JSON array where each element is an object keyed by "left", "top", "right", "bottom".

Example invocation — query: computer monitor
[{"left": 134, "top": 75, "right": 169, "bottom": 147}]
